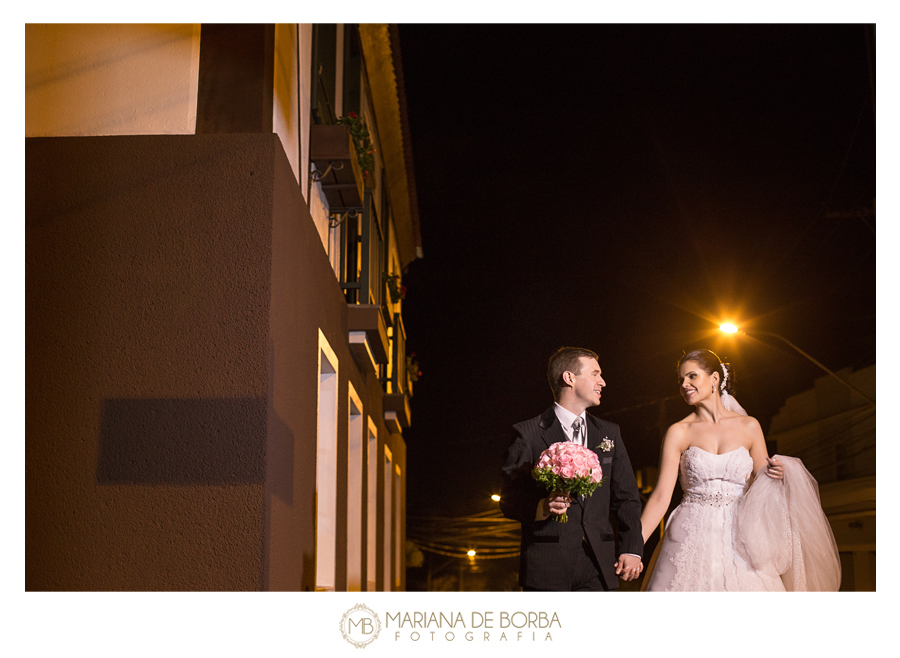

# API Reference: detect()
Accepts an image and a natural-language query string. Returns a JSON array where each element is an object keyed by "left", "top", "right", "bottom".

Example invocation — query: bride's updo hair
[{"left": 678, "top": 349, "right": 736, "bottom": 396}]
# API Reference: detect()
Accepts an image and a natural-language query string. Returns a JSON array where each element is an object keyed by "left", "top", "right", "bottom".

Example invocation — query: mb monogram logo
[{"left": 339, "top": 604, "right": 382, "bottom": 648}]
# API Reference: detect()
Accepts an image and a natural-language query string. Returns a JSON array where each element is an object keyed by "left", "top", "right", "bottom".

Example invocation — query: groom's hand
[
  {"left": 615, "top": 554, "right": 643, "bottom": 581},
  {"left": 546, "top": 491, "right": 572, "bottom": 516}
]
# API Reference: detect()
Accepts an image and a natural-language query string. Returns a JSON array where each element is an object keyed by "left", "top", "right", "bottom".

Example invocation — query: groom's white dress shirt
[{"left": 553, "top": 403, "right": 586, "bottom": 446}]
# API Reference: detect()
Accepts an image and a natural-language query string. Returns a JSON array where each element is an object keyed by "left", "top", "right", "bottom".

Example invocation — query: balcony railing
[
  {"left": 383, "top": 312, "right": 412, "bottom": 432},
  {"left": 388, "top": 312, "right": 409, "bottom": 397},
  {"left": 348, "top": 304, "right": 389, "bottom": 374},
  {"left": 333, "top": 186, "right": 385, "bottom": 308},
  {"left": 310, "top": 123, "right": 365, "bottom": 211}
]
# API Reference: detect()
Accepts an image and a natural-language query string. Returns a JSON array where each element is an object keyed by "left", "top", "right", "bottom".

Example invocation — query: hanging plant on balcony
[
  {"left": 337, "top": 112, "right": 376, "bottom": 180},
  {"left": 407, "top": 354, "right": 421, "bottom": 382},
  {"left": 384, "top": 271, "right": 406, "bottom": 303}
]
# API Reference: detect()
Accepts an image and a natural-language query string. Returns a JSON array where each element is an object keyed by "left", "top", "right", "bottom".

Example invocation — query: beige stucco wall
[
  {"left": 26, "top": 23, "right": 315, "bottom": 196},
  {"left": 274, "top": 24, "right": 301, "bottom": 187},
  {"left": 26, "top": 134, "right": 275, "bottom": 589},
  {"left": 298, "top": 24, "right": 313, "bottom": 201},
  {"left": 26, "top": 24, "right": 200, "bottom": 137},
  {"left": 27, "top": 132, "right": 407, "bottom": 589}
]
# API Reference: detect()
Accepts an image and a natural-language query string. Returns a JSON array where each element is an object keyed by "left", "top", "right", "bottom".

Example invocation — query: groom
[{"left": 500, "top": 347, "right": 644, "bottom": 590}]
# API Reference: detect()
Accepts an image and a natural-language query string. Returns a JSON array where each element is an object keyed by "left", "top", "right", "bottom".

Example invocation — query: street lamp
[
  {"left": 491, "top": 494, "right": 501, "bottom": 502},
  {"left": 719, "top": 323, "right": 875, "bottom": 406}
]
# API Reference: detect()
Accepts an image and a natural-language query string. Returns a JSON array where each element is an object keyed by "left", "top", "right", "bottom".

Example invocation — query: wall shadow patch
[{"left": 98, "top": 397, "right": 267, "bottom": 485}]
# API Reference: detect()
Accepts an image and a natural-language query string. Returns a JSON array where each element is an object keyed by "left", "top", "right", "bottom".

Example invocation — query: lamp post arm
[{"left": 750, "top": 330, "right": 875, "bottom": 406}]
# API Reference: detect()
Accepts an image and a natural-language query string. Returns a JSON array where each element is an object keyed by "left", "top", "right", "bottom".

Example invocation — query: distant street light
[
  {"left": 467, "top": 550, "right": 476, "bottom": 557},
  {"left": 491, "top": 494, "right": 501, "bottom": 502},
  {"left": 719, "top": 324, "right": 875, "bottom": 406}
]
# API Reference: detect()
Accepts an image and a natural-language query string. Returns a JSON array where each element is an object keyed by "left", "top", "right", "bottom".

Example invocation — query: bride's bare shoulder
[
  {"left": 663, "top": 415, "right": 695, "bottom": 449},
  {"left": 673, "top": 413, "right": 698, "bottom": 428},
  {"left": 732, "top": 413, "right": 762, "bottom": 430}
]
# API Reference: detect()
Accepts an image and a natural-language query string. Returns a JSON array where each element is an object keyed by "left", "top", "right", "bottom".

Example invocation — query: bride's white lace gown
[{"left": 644, "top": 446, "right": 786, "bottom": 591}]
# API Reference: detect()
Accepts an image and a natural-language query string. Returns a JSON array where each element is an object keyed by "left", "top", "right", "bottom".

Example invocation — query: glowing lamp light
[
  {"left": 467, "top": 550, "right": 476, "bottom": 557},
  {"left": 491, "top": 494, "right": 501, "bottom": 502},
  {"left": 714, "top": 321, "right": 874, "bottom": 405}
]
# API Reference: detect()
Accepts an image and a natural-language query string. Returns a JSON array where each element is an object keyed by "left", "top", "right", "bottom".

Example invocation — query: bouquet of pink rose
[{"left": 532, "top": 442, "right": 604, "bottom": 522}]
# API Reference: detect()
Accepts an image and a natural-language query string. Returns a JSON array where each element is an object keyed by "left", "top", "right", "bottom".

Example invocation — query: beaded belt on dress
[{"left": 683, "top": 491, "right": 739, "bottom": 507}]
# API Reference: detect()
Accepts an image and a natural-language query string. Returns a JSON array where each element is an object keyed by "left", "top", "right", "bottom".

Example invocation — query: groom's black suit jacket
[{"left": 500, "top": 406, "right": 644, "bottom": 590}]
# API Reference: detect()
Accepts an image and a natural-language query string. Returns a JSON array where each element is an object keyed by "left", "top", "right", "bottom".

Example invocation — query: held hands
[
  {"left": 616, "top": 554, "right": 643, "bottom": 582},
  {"left": 765, "top": 457, "right": 784, "bottom": 480}
]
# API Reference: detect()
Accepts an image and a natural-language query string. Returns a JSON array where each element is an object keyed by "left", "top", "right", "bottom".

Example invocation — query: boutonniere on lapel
[{"left": 596, "top": 437, "right": 614, "bottom": 452}]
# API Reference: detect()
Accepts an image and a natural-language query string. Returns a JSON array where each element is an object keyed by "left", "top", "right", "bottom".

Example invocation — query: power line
[{"left": 407, "top": 508, "right": 521, "bottom": 559}]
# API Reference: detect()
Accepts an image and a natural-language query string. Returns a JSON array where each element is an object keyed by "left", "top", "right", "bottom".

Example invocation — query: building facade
[
  {"left": 26, "top": 23, "right": 421, "bottom": 591},
  {"left": 766, "top": 364, "right": 875, "bottom": 591}
]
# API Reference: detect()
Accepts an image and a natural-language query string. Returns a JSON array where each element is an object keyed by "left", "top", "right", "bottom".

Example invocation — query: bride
[{"left": 640, "top": 349, "right": 841, "bottom": 591}]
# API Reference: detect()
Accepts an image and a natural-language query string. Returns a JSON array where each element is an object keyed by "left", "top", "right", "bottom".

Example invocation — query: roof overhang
[{"left": 358, "top": 24, "right": 423, "bottom": 267}]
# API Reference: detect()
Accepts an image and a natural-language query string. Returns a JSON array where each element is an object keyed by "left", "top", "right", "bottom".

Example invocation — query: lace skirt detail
[{"left": 644, "top": 494, "right": 786, "bottom": 592}]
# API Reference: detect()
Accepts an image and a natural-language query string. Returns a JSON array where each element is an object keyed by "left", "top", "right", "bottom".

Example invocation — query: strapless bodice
[{"left": 679, "top": 446, "right": 752, "bottom": 500}]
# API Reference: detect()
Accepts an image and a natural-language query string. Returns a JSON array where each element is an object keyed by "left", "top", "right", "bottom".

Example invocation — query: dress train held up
[{"left": 643, "top": 446, "right": 840, "bottom": 591}]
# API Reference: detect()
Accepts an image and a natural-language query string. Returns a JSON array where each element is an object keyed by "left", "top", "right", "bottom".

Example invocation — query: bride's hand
[{"left": 765, "top": 457, "right": 784, "bottom": 480}]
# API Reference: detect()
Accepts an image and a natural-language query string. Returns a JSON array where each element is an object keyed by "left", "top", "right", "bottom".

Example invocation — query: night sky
[{"left": 395, "top": 24, "right": 876, "bottom": 518}]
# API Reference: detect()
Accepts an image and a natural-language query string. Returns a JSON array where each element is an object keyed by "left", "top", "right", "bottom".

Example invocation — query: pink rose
[
  {"left": 560, "top": 464, "right": 576, "bottom": 479},
  {"left": 590, "top": 467, "right": 603, "bottom": 484}
]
